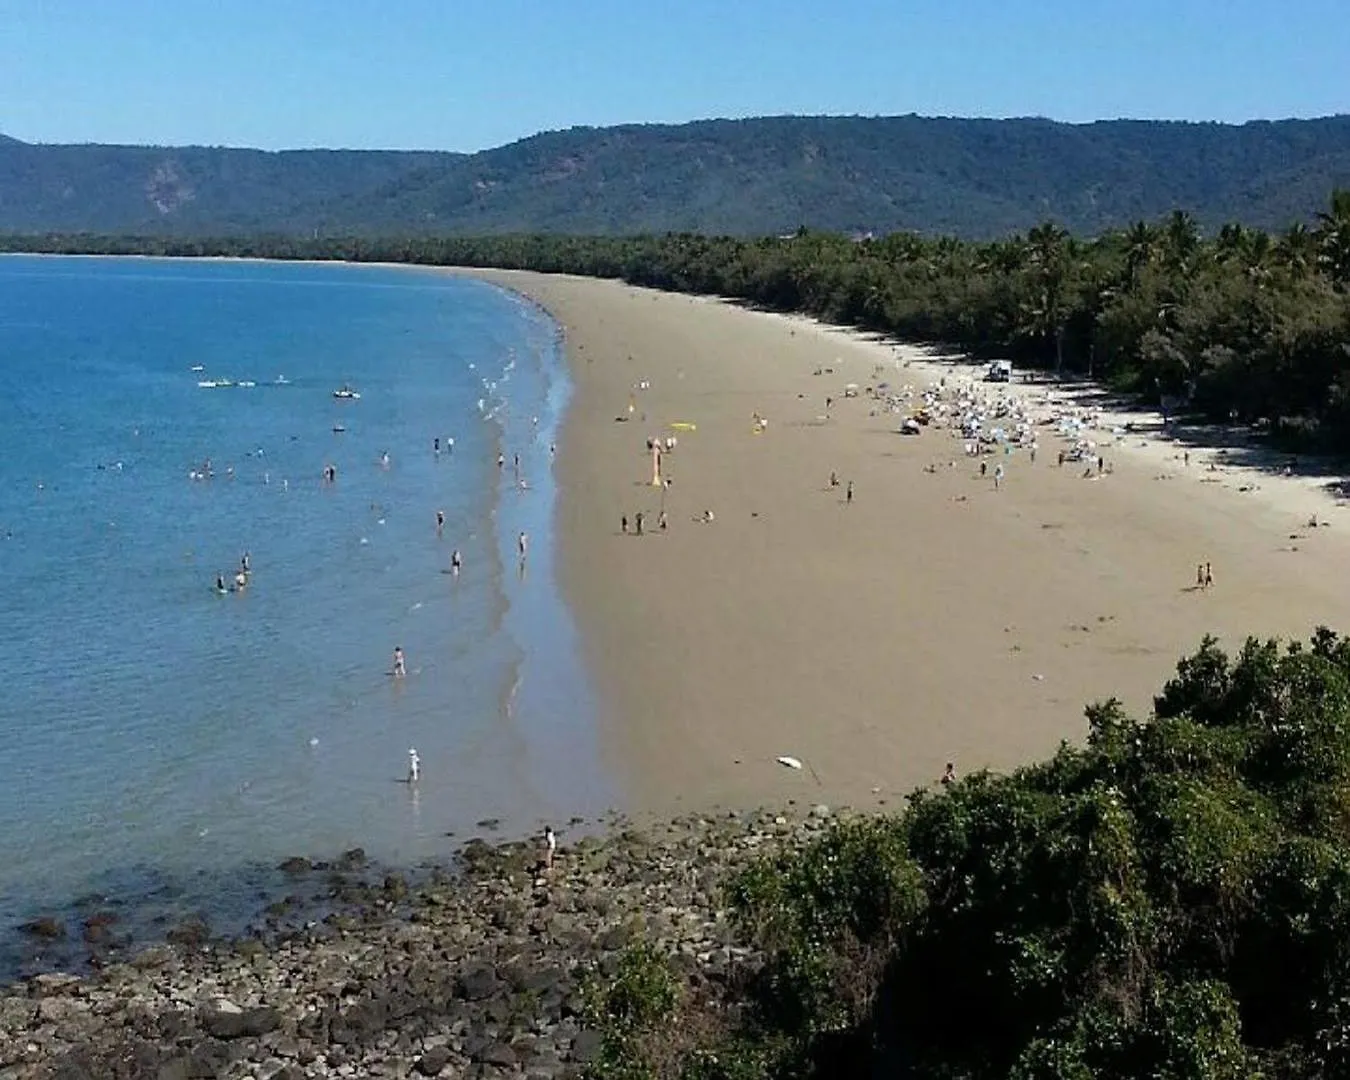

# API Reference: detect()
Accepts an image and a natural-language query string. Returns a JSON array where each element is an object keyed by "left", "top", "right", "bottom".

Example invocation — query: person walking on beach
[
  {"left": 543, "top": 826, "right": 557, "bottom": 871},
  {"left": 1204, "top": 562, "right": 1214, "bottom": 589},
  {"left": 392, "top": 646, "right": 407, "bottom": 678},
  {"left": 621, "top": 514, "right": 629, "bottom": 535},
  {"left": 846, "top": 481, "right": 854, "bottom": 505},
  {"left": 941, "top": 762, "right": 957, "bottom": 786},
  {"left": 830, "top": 470, "right": 839, "bottom": 489},
  {"left": 994, "top": 463, "right": 1005, "bottom": 491},
  {"left": 659, "top": 510, "right": 668, "bottom": 532},
  {"left": 635, "top": 511, "right": 645, "bottom": 536},
  {"left": 451, "top": 549, "right": 462, "bottom": 575}
]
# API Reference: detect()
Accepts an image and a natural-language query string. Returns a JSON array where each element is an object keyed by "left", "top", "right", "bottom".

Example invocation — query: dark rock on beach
[
  {"left": 19, "top": 916, "right": 66, "bottom": 941},
  {"left": 0, "top": 807, "right": 837, "bottom": 1080}
]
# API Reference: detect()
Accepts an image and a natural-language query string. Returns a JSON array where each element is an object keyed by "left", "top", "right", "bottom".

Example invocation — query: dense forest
[
  {"left": 584, "top": 630, "right": 1350, "bottom": 1079},
  {"left": 3, "top": 114, "right": 1350, "bottom": 238},
  {"left": 7, "top": 186, "right": 1350, "bottom": 449}
]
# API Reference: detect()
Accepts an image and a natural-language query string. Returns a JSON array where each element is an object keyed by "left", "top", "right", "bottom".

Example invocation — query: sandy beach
[{"left": 471, "top": 270, "right": 1350, "bottom": 818}]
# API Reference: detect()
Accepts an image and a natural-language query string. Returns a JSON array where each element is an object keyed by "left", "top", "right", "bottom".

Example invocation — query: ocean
[{"left": 0, "top": 256, "right": 610, "bottom": 978}]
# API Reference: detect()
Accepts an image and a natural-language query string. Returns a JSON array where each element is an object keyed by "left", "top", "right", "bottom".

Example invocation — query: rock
[
  {"left": 416, "top": 1046, "right": 451, "bottom": 1075},
  {"left": 570, "top": 1028, "right": 604, "bottom": 1064},
  {"left": 80, "top": 911, "right": 120, "bottom": 945},
  {"left": 278, "top": 856, "right": 312, "bottom": 875},
  {"left": 477, "top": 1042, "right": 518, "bottom": 1067},
  {"left": 200, "top": 1003, "right": 282, "bottom": 1040},
  {"left": 166, "top": 915, "right": 210, "bottom": 947},
  {"left": 20, "top": 915, "right": 66, "bottom": 940},
  {"left": 336, "top": 847, "right": 368, "bottom": 871},
  {"left": 599, "top": 924, "right": 634, "bottom": 951},
  {"left": 811, "top": 804, "right": 832, "bottom": 819},
  {"left": 458, "top": 963, "right": 501, "bottom": 1001},
  {"left": 31, "top": 971, "right": 82, "bottom": 995}
]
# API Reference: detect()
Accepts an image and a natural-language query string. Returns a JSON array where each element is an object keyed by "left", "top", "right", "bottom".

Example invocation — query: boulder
[
  {"left": 20, "top": 915, "right": 66, "bottom": 940},
  {"left": 457, "top": 963, "right": 501, "bottom": 1001},
  {"left": 416, "top": 1045, "right": 451, "bottom": 1075},
  {"left": 200, "top": 1003, "right": 282, "bottom": 1040}
]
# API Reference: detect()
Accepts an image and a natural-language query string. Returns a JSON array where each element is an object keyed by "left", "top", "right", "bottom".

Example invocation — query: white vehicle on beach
[{"left": 985, "top": 360, "right": 1013, "bottom": 383}]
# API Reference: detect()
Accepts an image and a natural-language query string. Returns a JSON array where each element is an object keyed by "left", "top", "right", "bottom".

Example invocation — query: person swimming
[{"left": 215, "top": 573, "right": 227, "bottom": 593}]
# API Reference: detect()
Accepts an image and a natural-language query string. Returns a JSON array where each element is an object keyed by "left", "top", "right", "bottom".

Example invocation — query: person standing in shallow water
[
  {"left": 451, "top": 549, "right": 462, "bottom": 575},
  {"left": 392, "top": 646, "right": 406, "bottom": 678},
  {"left": 517, "top": 531, "right": 528, "bottom": 561}
]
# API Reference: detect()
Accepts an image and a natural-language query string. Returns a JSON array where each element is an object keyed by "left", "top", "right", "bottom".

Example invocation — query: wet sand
[{"left": 472, "top": 271, "right": 1350, "bottom": 818}]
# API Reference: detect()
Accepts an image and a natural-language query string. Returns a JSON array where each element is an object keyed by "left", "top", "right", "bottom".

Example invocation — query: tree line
[{"left": 5, "top": 189, "right": 1349, "bottom": 448}]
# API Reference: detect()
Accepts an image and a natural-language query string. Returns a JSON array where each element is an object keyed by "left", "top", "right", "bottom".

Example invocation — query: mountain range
[{"left": 3, "top": 114, "right": 1349, "bottom": 239}]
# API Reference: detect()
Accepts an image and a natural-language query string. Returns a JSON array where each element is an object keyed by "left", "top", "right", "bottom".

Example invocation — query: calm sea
[{"left": 0, "top": 256, "right": 610, "bottom": 977}]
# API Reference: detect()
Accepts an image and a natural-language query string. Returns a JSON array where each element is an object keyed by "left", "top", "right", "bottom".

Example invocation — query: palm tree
[
  {"left": 1022, "top": 222, "right": 1072, "bottom": 373},
  {"left": 1162, "top": 210, "right": 1200, "bottom": 272},
  {"left": 1316, "top": 188, "right": 1350, "bottom": 287},
  {"left": 1278, "top": 222, "right": 1318, "bottom": 276}
]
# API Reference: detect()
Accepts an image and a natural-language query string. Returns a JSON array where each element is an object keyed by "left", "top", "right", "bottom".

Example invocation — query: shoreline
[
  {"left": 0, "top": 804, "right": 836, "bottom": 1076},
  {"left": 464, "top": 269, "right": 1350, "bottom": 821}
]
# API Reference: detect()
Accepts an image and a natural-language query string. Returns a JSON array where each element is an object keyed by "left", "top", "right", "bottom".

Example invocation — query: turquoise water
[{"left": 0, "top": 256, "right": 609, "bottom": 975}]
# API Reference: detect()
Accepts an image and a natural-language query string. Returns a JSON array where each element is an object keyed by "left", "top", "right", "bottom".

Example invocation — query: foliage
[
  {"left": 584, "top": 630, "right": 1350, "bottom": 1078},
  {"left": 583, "top": 943, "right": 683, "bottom": 1080},
  {"left": 3, "top": 115, "right": 1350, "bottom": 238}
]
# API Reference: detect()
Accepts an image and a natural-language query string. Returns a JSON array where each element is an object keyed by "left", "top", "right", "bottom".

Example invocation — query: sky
[{"left": 1, "top": 0, "right": 1346, "bottom": 152}]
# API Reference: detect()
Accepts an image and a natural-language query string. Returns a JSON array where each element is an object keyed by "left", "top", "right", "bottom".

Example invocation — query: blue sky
[{"left": 1, "top": 0, "right": 1346, "bottom": 151}]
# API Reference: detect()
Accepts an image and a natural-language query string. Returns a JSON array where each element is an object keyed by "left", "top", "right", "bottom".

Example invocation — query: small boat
[
  {"left": 332, "top": 424, "right": 346, "bottom": 434},
  {"left": 274, "top": 375, "right": 290, "bottom": 385},
  {"left": 197, "top": 380, "right": 219, "bottom": 389},
  {"left": 237, "top": 380, "right": 257, "bottom": 388},
  {"left": 190, "top": 364, "right": 205, "bottom": 373},
  {"left": 332, "top": 385, "right": 361, "bottom": 400}
]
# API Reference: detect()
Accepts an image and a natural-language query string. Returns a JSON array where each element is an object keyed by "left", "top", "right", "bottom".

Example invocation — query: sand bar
[{"left": 472, "top": 271, "right": 1350, "bottom": 818}]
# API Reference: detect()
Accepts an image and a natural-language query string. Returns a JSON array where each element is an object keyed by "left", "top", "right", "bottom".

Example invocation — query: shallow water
[{"left": 0, "top": 256, "right": 610, "bottom": 977}]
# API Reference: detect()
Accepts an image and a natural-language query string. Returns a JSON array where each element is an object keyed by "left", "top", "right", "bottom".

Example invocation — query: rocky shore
[{"left": 1, "top": 806, "right": 838, "bottom": 1079}]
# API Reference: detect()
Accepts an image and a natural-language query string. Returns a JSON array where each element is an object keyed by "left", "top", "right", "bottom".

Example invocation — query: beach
[{"left": 473, "top": 270, "right": 1350, "bottom": 817}]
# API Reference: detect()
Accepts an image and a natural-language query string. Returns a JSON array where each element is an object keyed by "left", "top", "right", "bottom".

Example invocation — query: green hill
[{"left": 3, "top": 114, "right": 1350, "bottom": 238}]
